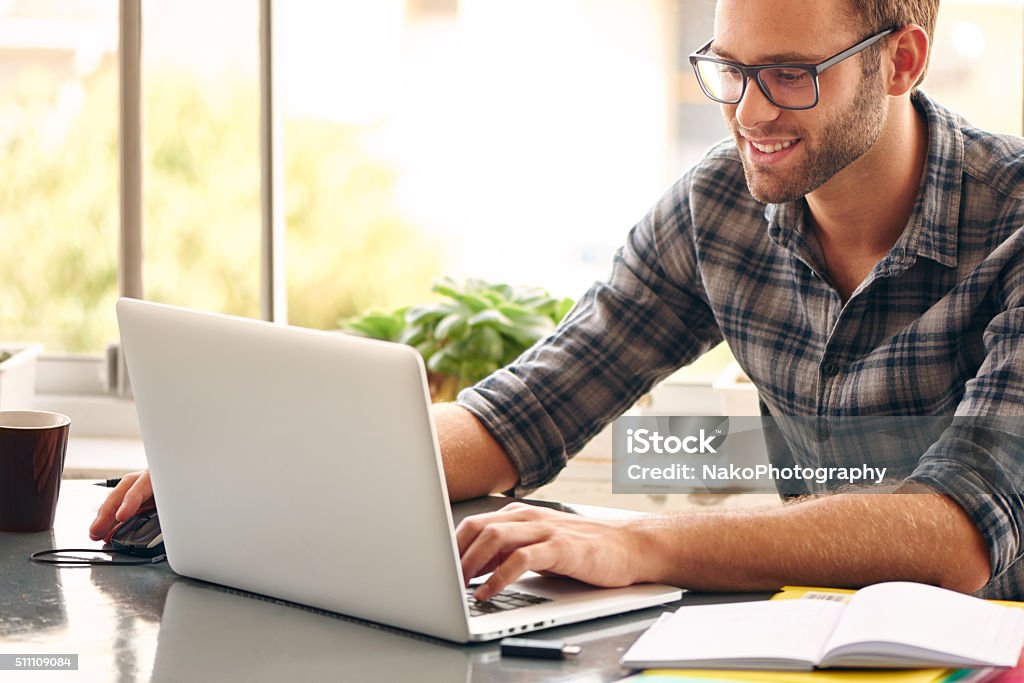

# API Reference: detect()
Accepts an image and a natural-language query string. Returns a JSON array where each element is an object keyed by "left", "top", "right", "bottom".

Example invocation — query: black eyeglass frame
[{"left": 688, "top": 26, "right": 901, "bottom": 111}]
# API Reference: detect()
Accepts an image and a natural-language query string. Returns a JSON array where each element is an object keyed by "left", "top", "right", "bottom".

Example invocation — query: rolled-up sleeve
[
  {"left": 907, "top": 233, "right": 1024, "bottom": 593},
  {"left": 909, "top": 447, "right": 1023, "bottom": 588}
]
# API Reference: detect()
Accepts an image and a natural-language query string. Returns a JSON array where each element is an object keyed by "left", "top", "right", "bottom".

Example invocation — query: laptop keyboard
[{"left": 465, "top": 587, "right": 552, "bottom": 617}]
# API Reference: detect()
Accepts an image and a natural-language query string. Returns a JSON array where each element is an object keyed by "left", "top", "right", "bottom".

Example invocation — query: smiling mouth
[{"left": 748, "top": 139, "right": 800, "bottom": 154}]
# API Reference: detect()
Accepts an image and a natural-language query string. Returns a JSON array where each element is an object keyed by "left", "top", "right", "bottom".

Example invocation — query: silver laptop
[{"left": 116, "top": 298, "right": 683, "bottom": 643}]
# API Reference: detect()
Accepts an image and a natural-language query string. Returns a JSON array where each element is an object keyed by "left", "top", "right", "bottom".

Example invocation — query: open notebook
[{"left": 621, "top": 582, "right": 1024, "bottom": 671}]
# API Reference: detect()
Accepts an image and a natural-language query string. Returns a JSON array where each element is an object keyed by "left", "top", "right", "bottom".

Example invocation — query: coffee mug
[{"left": 0, "top": 410, "right": 70, "bottom": 533}]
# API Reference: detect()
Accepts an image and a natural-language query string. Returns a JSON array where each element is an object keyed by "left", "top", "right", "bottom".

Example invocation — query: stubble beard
[{"left": 731, "top": 68, "right": 888, "bottom": 205}]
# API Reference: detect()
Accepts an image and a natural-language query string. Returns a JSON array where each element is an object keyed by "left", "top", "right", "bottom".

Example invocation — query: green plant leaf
[
  {"left": 415, "top": 340, "right": 438, "bottom": 362},
  {"left": 448, "top": 292, "right": 491, "bottom": 313},
  {"left": 552, "top": 296, "right": 575, "bottom": 322},
  {"left": 492, "top": 321, "right": 543, "bottom": 349},
  {"left": 501, "top": 348, "right": 523, "bottom": 366},
  {"left": 398, "top": 327, "right": 427, "bottom": 346},
  {"left": 459, "top": 359, "right": 500, "bottom": 386},
  {"left": 513, "top": 292, "right": 553, "bottom": 308},
  {"left": 481, "top": 290, "right": 503, "bottom": 306},
  {"left": 431, "top": 276, "right": 462, "bottom": 300},
  {"left": 498, "top": 311, "right": 553, "bottom": 334},
  {"left": 491, "top": 283, "right": 515, "bottom": 300},
  {"left": 464, "top": 325, "right": 504, "bottom": 360},
  {"left": 342, "top": 310, "right": 406, "bottom": 341},
  {"left": 405, "top": 304, "right": 448, "bottom": 327},
  {"left": 464, "top": 277, "right": 492, "bottom": 294},
  {"left": 496, "top": 303, "right": 533, "bottom": 320},
  {"left": 427, "top": 348, "right": 460, "bottom": 375},
  {"left": 434, "top": 312, "right": 468, "bottom": 341},
  {"left": 466, "top": 309, "right": 514, "bottom": 328}
]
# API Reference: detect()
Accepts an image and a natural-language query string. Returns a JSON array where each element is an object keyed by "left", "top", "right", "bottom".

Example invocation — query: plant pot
[
  {"left": 0, "top": 343, "right": 43, "bottom": 410},
  {"left": 427, "top": 372, "right": 461, "bottom": 403}
]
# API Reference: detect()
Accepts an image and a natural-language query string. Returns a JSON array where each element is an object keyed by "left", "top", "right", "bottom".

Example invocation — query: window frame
[{"left": 39, "top": 0, "right": 285, "bottom": 436}]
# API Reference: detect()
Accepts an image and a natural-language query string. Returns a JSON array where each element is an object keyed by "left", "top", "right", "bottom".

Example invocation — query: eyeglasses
[{"left": 688, "top": 27, "right": 899, "bottom": 110}]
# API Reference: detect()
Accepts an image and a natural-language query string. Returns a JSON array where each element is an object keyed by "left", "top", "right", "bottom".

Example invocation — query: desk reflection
[
  {"left": 0, "top": 483, "right": 692, "bottom": 682},
  {"left": 152, "top": 582, "right": 473, "bottom": 683},
  {"left": 0, "top": 530, "right": 68, "bottom": 637}
]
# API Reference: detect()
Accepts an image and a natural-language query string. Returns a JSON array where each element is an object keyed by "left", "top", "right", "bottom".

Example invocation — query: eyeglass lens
[{"left": 694, "top": 61, "right": 817, "bottom": 109}]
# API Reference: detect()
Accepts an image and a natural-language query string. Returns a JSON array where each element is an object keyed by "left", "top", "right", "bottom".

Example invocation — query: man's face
[{"left": 713, "top": 0, "right": 889, "bottom": 204}]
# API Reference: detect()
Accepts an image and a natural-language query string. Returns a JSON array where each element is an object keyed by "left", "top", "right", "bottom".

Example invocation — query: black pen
[{"left": 94, "top": 478, "right": 123, "bottom": 488}]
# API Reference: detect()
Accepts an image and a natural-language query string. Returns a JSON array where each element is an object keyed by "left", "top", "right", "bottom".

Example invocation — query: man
[{"left": 92, "top": 0, "right": 1024, "bottom": 600}]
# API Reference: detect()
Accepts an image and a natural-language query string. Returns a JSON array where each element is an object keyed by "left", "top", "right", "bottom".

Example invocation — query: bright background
[{"left": 2, "top": 0, "right": 1021, "bottom": 373}]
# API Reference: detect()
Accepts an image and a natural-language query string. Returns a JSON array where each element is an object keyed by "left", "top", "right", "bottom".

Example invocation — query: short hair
[{"left": 845, "top": 0, "right": 939, "bottom": 86}]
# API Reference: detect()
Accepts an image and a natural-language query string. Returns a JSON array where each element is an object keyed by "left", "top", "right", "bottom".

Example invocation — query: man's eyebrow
[{"left": 710, "top": 43, "right": 820, "bottom": 64}]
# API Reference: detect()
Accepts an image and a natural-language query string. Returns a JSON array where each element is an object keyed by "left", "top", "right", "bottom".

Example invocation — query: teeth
[{"left": 751, "top": 139, "right": 796, "bottom": 154}]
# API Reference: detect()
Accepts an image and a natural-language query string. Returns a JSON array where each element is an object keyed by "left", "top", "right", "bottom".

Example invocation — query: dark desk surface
[{"left": 0, "top": 481, "right": 768, "bottom": 682}]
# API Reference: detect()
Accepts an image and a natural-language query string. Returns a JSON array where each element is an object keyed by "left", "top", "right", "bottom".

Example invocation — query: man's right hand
[{"left": 89, "top": 470, "right": 155, "bottom": 542}]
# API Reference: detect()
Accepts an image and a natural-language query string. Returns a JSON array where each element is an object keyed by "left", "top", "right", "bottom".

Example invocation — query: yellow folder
[{"left": 635, "top": 586, "right": 952, "bottom": 683}]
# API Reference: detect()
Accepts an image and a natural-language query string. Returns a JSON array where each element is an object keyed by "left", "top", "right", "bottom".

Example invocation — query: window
[
  {"left": 141, "top": 0, "right": 262, "bottom": 320},
  {"left": 4, "top": 0, "right": 1023, "bottom": 401},
  {"left": 0, "top": 0, "right": 118, "bottom": 353}
]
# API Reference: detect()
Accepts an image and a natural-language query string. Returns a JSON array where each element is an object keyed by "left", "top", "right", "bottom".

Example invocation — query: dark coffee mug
[{"left": 0, "top": 411, "right": 70, "bottom": 533}]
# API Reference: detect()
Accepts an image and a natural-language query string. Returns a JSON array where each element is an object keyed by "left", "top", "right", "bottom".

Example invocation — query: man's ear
[{"left": 885, "top": 24, "right": 929, "bottom": 96}]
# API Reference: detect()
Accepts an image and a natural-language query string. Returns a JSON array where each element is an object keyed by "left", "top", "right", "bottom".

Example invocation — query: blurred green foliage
[
  {"left": 0, "top": 63, "right": 119, "bottom": 351},
  {"left": 345, "top": 277, "right": 575, "bottom": 401},
  {"left": 0, "top": 61, "right": 442, "bottom": 352}
]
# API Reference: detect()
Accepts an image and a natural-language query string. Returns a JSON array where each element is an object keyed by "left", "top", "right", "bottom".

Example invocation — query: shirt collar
[{"left": 765, "top": 90, "right": 963, "bottom": 272}]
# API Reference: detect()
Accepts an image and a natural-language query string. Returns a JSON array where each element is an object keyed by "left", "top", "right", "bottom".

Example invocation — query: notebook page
[
  {"left": 821, "top": 582, "right": 1024, "bottom": 668},
  {"left": 621, "top": 599, "right": 845, "bottom": 670}
]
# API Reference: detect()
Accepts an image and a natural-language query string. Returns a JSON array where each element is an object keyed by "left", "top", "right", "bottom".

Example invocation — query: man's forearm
[
  {"left": 630, "top": 489, "right": 992, "bottom": 593},
  {"left": 434, "top": 403, "right": 519, "bottom": 501}
]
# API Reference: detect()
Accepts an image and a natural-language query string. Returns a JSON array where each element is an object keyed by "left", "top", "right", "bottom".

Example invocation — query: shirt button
[{"left": 822, "top": 362, "right": 840, "bottom": 377}]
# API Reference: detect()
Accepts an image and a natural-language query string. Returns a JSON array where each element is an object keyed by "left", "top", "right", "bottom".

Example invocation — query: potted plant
[
  {"left": 0, "top": 343, "right": 43, "bottom": 409},
  {"left": 344, "top": 278, "right": 574, "bottom": 402}
]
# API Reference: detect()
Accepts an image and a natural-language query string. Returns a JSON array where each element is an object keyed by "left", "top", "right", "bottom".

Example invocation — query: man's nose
[{"left": 733, "top": 77, "right": 782, "bottom": 129}]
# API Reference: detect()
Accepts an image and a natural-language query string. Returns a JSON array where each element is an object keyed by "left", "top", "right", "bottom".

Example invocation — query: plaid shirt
[{"left": 457, "top": 92, "right": 1024, "bottom": 599}]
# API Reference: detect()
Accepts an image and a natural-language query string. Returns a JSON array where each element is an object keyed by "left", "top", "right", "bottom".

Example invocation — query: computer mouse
[{"left": 110, "top": 511, "right": 165, "bottom": 558}]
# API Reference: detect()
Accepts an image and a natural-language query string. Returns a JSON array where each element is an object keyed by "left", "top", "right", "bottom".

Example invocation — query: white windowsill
[{"left": 64, "top": 436, "right": 148, "bottom": 479}]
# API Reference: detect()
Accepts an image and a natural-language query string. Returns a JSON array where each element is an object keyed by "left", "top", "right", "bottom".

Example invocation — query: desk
[{"left": 0, "top": 481, "right": 767, "bottom": 682}]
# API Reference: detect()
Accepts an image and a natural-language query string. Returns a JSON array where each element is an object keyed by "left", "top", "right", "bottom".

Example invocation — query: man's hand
[
  {"left": 455, "top": 492, "right": 992, "bottom": 598},
  {"left": 88, "top": 470, "right": 154, "bottom": 542},
  {"left": 455, "top": 502, "right": 649, "bottom": 600}
]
